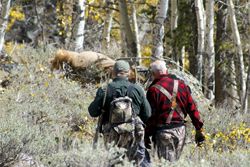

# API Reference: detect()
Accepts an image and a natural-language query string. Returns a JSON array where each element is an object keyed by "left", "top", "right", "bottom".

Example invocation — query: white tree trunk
[
  {"left": 180, "top": 46, "right": 185, "bottom": 71},
  {"left": 170, "top": 0, "right": 178, "bottom": 38},
  {"left": 131, "top": 2, "right": 141, "bottom": 65},
  {"left": 74, "top": 0, "right": 86, "bottom": 52},
  {"left": 170, "top": 0, "right": 178, "bottom": 64},
  {"left": 102, "top": 0, "right": 114, "bottom": 49},
  {"left": 228, "top": 0, "right": 246, "bottom": 109},
  {"left": 0, "top": 0, "right": 11, "bottom": 52},
  {"left": 120, "top": 28, "right": 127, "bottom": 57},
  {"left": 152, "top": 0, "right": 169, "bottom": 59},
  {"left": 226, "top": 57, "right": 239, "bottom": 108},
  {"left": 243, "top": 61, "right": 250, "bottom": 113},
  {"left": 204, "top": 0, "right": 215, "bottom": 100},
  {"left": 195, "top": 0, "right": 206, "bottom": 82},
  {"left": 118, "top": 0, "right": 137, "bottom": 58}
]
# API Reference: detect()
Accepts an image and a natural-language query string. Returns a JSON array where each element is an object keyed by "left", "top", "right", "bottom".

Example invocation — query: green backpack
[{"left": 109, "top": 85, "right": 135, "bottom": 134}]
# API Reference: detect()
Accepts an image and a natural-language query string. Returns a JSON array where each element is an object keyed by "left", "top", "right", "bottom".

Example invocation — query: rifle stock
[
  {"left": 92, "top": 75, "right": 110, "bottom": 149},
  {"left": 92, "top": 110, "right": 104, "bottom": 149}
]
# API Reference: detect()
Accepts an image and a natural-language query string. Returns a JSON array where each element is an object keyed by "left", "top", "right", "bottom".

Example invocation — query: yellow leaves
[
  {"left": 146, "top": 0, "right": 158, "bottom": 6},
  {"left": 201, "top": 123, "right": 250, "bottom": 153},
  {"left": 61, "top": 20, "right": 66, "bottom": 26},
  {"left": 94, "top": 14, "right": 100, "bottom": 21},
  {"left": 220, "top": 41, "right": 234, "bottom": 51},
  {"left": 191, "top": 129, "right": 195, "bottom": 135},
  {"left": 7, "top": 6, "right": 25, "bottom": 31},
  {"left": 77, "top": 125, "right": 83, "bottom": 132},
  {"left": 67, "top": 16, "right": 72, "bottom": 23},
  {"left": 35, "top": 64, "right": 46, "bottom": 74},
  {"left": 10, "top": 7, "right": 25, "bottom": 20},
  {"left": 183, "top": 51, "right": 189, "bottom": 71},
  {"left": 84, "top": 116, "right": 88, "bottom": 122},
  {"left": 38, "top": 64, "right": 45, "bottom": 72},
  {"left": 141, "top": 45, "right": 152, "bottom": 67},
  {"left": 87, "top": 0, "right": 95, "bottom": 3},
  {"left": 30, "top": 93, "right": 36, "bottom": 97},
  {"left": 111, "top": 29, "right": 120, "bottom": 40},
  {"left": 215, "top": 131, "right": 224, "bottom": 138},
  {"left": 204, "top": 132, "right": 211, "bottom": 140},
  {"left": 4, "top": 42, "right": 24, "bottom": 55},
  {"left": 0, "top": 87, "right": 5, "bottom": 94},
  {"left": 48, "top": 74, "right": 54, "bottom": 79},
  {"left": 142, "top": 45, "right": 152, "bottom": 57},
  {"left": 56, "top": 1, "right": 73, "bottom": 37},
  {"left": 44, "top": 82, "right": 49, "bottom": 88},
  {"left": 248, "top": 137, "right": 250, "bottom": 143}
]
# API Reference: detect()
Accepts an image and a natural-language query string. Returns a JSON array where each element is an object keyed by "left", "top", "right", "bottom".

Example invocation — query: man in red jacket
[{"left": 145, "top": 60, "right": 205, "bottom": 161}]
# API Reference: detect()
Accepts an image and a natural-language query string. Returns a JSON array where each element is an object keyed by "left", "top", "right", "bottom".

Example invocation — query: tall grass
[{"left": 0, "top": 46, "right": 249, "bottom": 166}]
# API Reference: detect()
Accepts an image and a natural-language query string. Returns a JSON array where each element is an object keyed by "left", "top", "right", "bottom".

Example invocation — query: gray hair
[{"left": 150, "top": 60, "right": 167, "bottom": 73}]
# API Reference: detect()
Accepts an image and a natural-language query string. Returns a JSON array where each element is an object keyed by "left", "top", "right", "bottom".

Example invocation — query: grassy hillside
[{"left": 0, "top": 46, "right": 249, "bottom": 167}]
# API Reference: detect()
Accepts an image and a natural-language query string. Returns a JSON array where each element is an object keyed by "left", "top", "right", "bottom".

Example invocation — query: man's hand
[{"left": 195, "top": 129, "right": 205, "bottom": 146}]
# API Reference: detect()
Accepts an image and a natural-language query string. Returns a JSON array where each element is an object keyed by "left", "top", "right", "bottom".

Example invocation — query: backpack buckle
[{"left": 171, "top": 98, "right": 177, "bottom": 110}]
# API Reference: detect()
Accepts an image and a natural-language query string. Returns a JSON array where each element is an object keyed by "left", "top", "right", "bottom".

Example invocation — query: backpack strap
[
  {"left": 127, "top": 84, "right": 138, "bottom": 120},
  {"left": 152, "top": 84, "right": 172, "bottom": 100},
  {"left": 152, "top": 80, "right": 184, "bottom": 124},
  {"left": 127, "top": 84, "right": 134, "bottom": 97},
  {"left": 110, "top": 84, "right": 133, "bottom": 99},
  {"left": 173, "top": 80, "right": 179, "bottom": 99}
]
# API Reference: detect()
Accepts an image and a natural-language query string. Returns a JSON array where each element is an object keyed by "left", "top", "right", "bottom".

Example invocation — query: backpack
[
  {"left": 106, "top": 85, "right": 145, "bottom": 161},
  {"left": 109, "top": 85, "right": 136, "bottom": 134}
]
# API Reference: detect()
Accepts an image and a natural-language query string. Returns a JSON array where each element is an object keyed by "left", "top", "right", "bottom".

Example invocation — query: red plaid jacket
[{"left": 145, "top": 74, "right": 203, "bottom": 135}]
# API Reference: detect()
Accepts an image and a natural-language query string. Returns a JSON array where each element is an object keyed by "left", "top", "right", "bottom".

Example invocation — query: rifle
[{"left": 93, "top": 75, "right": 110, "bottom": 149}]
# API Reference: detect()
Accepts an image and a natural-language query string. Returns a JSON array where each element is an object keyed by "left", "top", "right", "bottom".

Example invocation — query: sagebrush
[{"left": 0, "top": 46, "right": 249, "bottom": 167}]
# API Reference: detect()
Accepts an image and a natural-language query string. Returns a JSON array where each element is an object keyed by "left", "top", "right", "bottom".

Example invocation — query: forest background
[{"left": 0, "top": 0, "right": 249, "bottom": 166}]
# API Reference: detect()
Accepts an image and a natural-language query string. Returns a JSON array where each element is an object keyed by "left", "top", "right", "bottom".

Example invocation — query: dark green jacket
[{"left": 88, "top": 77, "right": 152, "bottom": 123}]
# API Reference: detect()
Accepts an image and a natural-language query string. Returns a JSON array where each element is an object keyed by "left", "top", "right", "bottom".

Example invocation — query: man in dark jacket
[
  {"left": 88, "top": 60, "right": 152, "bottom": 166},
  {"left": 145, "top": 60, "right": 205, "bottom": 162}
]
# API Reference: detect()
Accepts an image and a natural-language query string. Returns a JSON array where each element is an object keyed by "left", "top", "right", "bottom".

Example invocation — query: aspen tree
[
  {"left": 170, "top": 0, "right": 178, "bottom": 62},
  {"left": 152, "top": 0, "right": 169, "bottom": 59},
  {"left": 204, "top": 0, "right": 215, "bottom": 100},
  {"left": 228, "top": 0, "right": 246, "bottom": 110},
  {"left": 102, "top": 0, "right": 115, "bottom": 49},
  {"left": 131, "top": 1, "right": 141, "bottom": 64},
  {"left": 0, "top": 0, "right": 11, "bottom": 52},
  {"left": 194, "top": 0, "right": 205, "bottom": 82},
  {"left": 74, "top": 0, "right": 86, "bottom": 51},
  {"left": 215, "top": 0, "right": 228, "bottom": 106},
  {"left": 243, "top": 60, "right": 250, "bottom": 113},
  {"left": 118, "top": 0, "right": 137, "bottom": 58}
]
